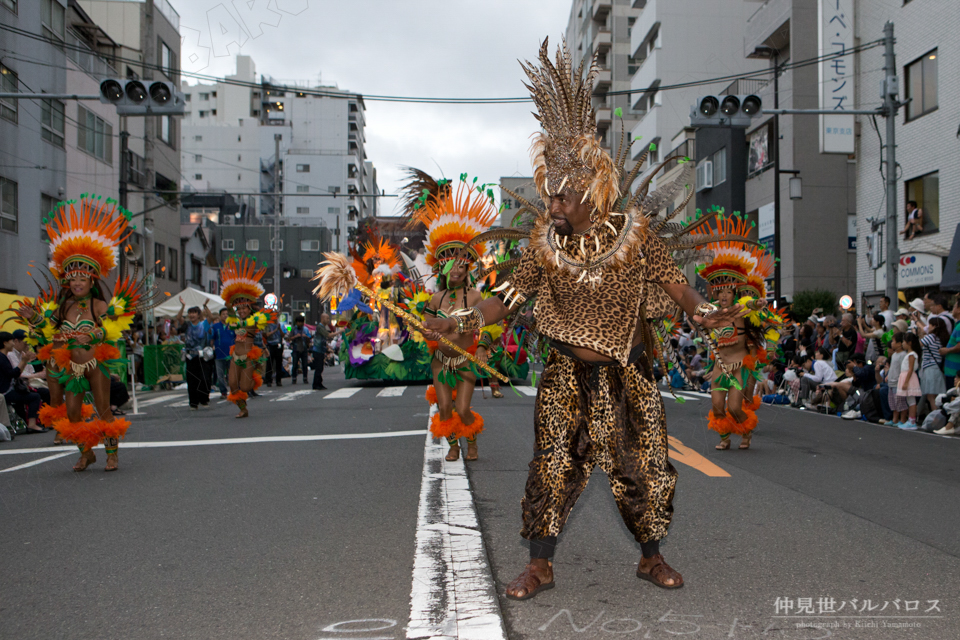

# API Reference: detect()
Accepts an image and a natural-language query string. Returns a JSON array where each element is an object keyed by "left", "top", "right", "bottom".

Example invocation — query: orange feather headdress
[
  {"left": 692, "top": 213, "right": 757, "bottom": 293},
  {"left": 743, "top": 245, "right": 776, "bottom": 300},
  {"left": 220, "top": 255, "right": 267, "bottom": 307},
  {"left": 45, "top": 195, "right": 132, "bottom": 283},
  {"left": 403, "top": 172, "right": 498, "bottom": 271}
]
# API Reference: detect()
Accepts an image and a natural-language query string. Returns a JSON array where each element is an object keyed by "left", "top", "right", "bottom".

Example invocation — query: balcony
[
  {"left": 630, "top": 108, "right": 659, "bottom": 161},
  {"left": 744, "top": 0, "right": 791, "bottom": 58},
  {"left": 592, "top": 0, "right": 612, "bottom": 23},
  {"left": 630, "top": 0, "right": 659, "bottom": 59},
  {"left": 629, "top": 49, "right": 658, "bottom": 109},
  {"left": 595, "top": 28, "right": 612, "bottom": 53},
  {"left": 592, "top": 68, "right": 612, "bottom": 95},
  {"left": 595, "top": 106, "right": 612, "bottom": 128}
]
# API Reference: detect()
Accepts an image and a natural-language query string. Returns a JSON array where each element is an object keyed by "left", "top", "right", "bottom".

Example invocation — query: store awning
[{"left": 941, "top": 226, "right": 960, "bottom": 292}]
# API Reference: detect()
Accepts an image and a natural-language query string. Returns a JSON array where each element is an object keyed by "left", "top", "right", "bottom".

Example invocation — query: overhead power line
[{"left": 0, "top": 22, "right": 883, "bottom": 105}]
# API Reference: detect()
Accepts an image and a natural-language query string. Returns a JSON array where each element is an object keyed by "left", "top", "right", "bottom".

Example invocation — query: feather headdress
[
  {"left": 220, "top": 255, "right": 267, "bottom": 307},
  {"left": 691, "top": 212, "right": 757, "bottom": 293},
  {"left": 402, "top": 170, "right": 498, "bottom": 270},
  {"left": 522, "top": 38, "right": 619, "bottom": 219},
  {"left": 743, "top": 245, "right": 776, "bottom": 299},
  {"left": 45, "top": 194, "right": 132, "bottom": 283}
]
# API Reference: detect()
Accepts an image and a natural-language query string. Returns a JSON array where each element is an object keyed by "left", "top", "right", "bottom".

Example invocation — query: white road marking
[
  {"left": 324, "top": 388, "right": 362, "bottom": 399},
  {"left": 170, "top": 401, "right": 191, "bottom": 407},
  {"left": 407, "top": 406, "right": 507, "bottom": 640},
  {"left": 514, "top": 385, "right": 538, "bottom": 396},
  {"left": 377, "top": 386, "right": 407, "bottom": 398},
  {"left": 0, "top": 430, "right": 429, "bottom": 457},
  {"left": 137, "top": 394, "right": 186, "bottom": 407},
  {"left": 0, "top": 452, "right": 75, "bottom": 473},
  {"left": 659, "top": 389, "right": 712, "bottom": 401},
  {"left": 270, "top": 390, "right": 315, "bottom": 402}
]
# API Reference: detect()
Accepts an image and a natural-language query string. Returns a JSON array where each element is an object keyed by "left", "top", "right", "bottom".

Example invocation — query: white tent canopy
[{"left": 153, "top": 287, "right": 226, "bottom": 318}]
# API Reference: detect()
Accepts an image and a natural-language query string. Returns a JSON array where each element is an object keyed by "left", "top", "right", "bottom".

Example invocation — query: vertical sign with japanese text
[{"left": 818, "top": 0, "right": 855, "bottom": 154}]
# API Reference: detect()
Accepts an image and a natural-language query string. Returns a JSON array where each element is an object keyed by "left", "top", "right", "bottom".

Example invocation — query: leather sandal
[
  {"left": 465, "top": 440, "right": 478, "bottom": 461},
  {"left": 739, "top": 432, "right": 753, "bottom": 449},
  {"left": 104, "top": 453, "right": 119, "bottom": 472},
  {"left": 73, "top": 450, "right": 96, "bottom": 472},
  {"left": 716, "top": 437, "right": 731, "bottom": 450},
  {"left": 491, "top": 386, "right": 504, "bottom": 399},
  {"left": 445, "top": 443, "right": 460, "bottom": 462},
  {"left": 636, "top": 554, "right": 684, "bottom": 589},
  {"left": 505, "top": 562, "right": 555, "bottom": 600}
]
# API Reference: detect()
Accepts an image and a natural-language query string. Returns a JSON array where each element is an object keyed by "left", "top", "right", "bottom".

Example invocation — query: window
[
  {"left": 905, "top": 49, "right": 938, "bottom": 121},
  {"left": 270, "top": 239, "right": 284, "bottom": 250},
  {"left": 168, "top": 248, "right": 178, "bottom": 281},
  {"left": 0, "top": 175, "right": 17, "bottom": 233},
  {"left": 208, "top": 280, "right": 218, "bottom": 294},
  {"left": 40, "top": 193, "right": 56, "bottom": 241},
  {"left": 296, "top": 185, "right": 309, "bottom": 193},
  {"left": 41, "top": 97, "right": 64, "bottom": 147},
  {"left": 41, "top": 0, "right": 64, "bottom": 39},
  {"left": 198, "top": 111, "right": 207, "bottom": 118},
  {"left": 184, "top": 94, "right": 191, "bottom": 102},
  {"left": 211, "top": 109, "right": 217, "bottom": 116},
  {"left": 159, "top": 115, "right": 175, "bottom": 147},
  {"left": 1, "top": 64, "right": 17, "bottom": 123},
  {"left": 77, "top": 105, "right": 113, "bottom": 163},
  {"left": 296, "top": 164, "right": 310, "bottom": 172},
  {"left": 191, "top": 259, "right": 202, "bottom": 285},
  {"left": 194, "top": 174, "right": 202, "bottom": 180},
  {"left": 327, "top": 207, "right": 340, "bottom": 214},
  {"left": 1, "top": 0, "right": 17, "bottom": 14},
  {"left": 154, "top": 243, "right": 165, "bottom": 277},
  {"left": 296, "top": 206, "right": 309, "bottom": 214},
  {"left": 712, "top": 148, "right": 727, "bottom": 185},
  {"left": 246, "top": 239, "right": 259, "bottom": 251},
  {"left": 158, "top": 38, "right": 175, "bottom": 80},
  {"left": 194, "top": 135, "right": 202, "bottom": 141},
  {"left": 194, "top": 154, "right": 202, "bottom": 162},
  {"left": 301, "top": 239, "right": 320, "bottom": 251},
  {"left": 222, "top": 239, "right": 235, "bottom": 251},
  {"left": 299, "top": 269, "right": 314, "bottom": 279},
  {"left": 906, "top": 171, "right": 939, "bottom": 233},
  {"left": 237, "top": 154, "right": 241, "bottom": 161}
]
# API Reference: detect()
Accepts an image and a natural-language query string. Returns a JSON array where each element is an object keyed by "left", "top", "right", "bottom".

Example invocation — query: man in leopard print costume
[{"left": 423, "top": 39, "right": 745, "bottom": 599}]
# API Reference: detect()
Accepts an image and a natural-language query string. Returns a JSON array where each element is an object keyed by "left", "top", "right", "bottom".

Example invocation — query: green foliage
[{"left": 791, "top": 289, "right": 838, "bottom": 320}]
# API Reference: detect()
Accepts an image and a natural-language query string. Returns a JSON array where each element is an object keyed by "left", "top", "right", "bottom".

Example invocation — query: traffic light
[
  {"left": 690, "top": 94, "right": 762, "bottom": 127},
  {"left": 99, "top": 79, "right": 185, "bottom": 115}
]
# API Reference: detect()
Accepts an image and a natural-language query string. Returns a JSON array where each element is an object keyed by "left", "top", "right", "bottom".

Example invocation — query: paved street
[{"left": 2, "top": 369, "right": 959, "bottom": 640}]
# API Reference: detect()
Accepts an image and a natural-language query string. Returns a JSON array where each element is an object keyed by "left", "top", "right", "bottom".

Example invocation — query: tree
[{"left": 791, "top": 289, "right": 837, "bottom": 321}]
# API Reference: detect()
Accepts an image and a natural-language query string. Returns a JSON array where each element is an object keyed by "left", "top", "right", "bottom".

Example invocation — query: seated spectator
[
  {"left": 0, "top": 331, "right": 46, "bottom": 433},
  {"left": 793, "top": 347, "right": 838, "bottom": 408},
  {"left": 822, "top": 355, "right": 876, "bottom": 409},
  {"left": 932, "top": 374, "right": 960, "bottom": 435}
]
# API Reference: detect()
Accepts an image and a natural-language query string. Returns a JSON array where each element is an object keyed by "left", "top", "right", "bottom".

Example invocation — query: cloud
[{"left": 175, "top": 0, "right": 570, "bottom": 214}]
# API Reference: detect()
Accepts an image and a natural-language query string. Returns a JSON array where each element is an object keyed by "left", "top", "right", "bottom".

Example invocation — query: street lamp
[{"left": 789, "top": 176, "right": 803, "bottom": 200}]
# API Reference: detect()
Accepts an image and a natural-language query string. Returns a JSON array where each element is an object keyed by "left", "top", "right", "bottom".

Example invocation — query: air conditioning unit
[{"left": 696, "top": 160, "right": 714, "bottom": 192}]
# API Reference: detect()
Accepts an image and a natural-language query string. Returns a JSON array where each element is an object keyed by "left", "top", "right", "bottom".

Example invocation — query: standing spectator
[
  {"left": 916, "top": 317, "right": 949, "bottom": 411},
  {"left": 835, "top": 313, "right": 858, "bottom": 369},
  {"left": 877, "top": 296, "right": 896, "bottom": 334},
  {"left": 942, "top": 299, "right": 960, "bottom": 380},
  {"left": 923, "top": 291, "right": 955, "bottom": 333},
  {"left": 896, "top": 333, "right": 923, "bottom": 429},
  {"left": 176, "top": 299, "right": 212, "bottom": 410},
  {"left": 0, "top": 332, "right": 45, "bottom": 433},
  {"left": 901, "top": 200, "right": 923, "bottom": 240},
  {"left": 858, "top": 313, "right": 885, "bottom": 363},
  {"left": 210, "top": 308, "right": 235, "bottom": 399},
  {"left": 286, "top": 315, "right": 312, "bottom": 384},
  {"left": 886, "top": 332, "right": 908, "bottom": 427},
  {"left": 797, "top": 324, "right": 815, "bottom": 357},
  {"left": 311, "top": 313, "right": 332, "bottom": 390},
  {"left": 263, "top": 320, "right": 285, "bottom": 387}
]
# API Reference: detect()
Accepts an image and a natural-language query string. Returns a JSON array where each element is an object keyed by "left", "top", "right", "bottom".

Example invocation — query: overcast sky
[{"left": 176, "top": 0, "right": 572, "bottom": 215}]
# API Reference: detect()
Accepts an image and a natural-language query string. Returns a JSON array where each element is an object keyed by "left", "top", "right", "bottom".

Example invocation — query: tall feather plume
[
  {"left": 311, "top": 252, "right": 358, "bottom": 301},
  {"left": 401, "top": 167, "right": 450, "bottom": 229},
  {"left": 638, "top": 163, "right": 693, "bottom": 217}
]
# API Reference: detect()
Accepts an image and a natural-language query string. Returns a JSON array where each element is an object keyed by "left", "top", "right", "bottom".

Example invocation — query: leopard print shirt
[{"left": 510, "top": 228, "right": 687, "bottom": 366}]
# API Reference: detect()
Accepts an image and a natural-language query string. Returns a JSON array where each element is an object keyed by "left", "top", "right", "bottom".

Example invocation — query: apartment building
[
  {"left": 0, "top": 0, "right": 68, "bottom": 294},
  {"left": 855, "top": 0, "right": 959, "bottom": 305}
]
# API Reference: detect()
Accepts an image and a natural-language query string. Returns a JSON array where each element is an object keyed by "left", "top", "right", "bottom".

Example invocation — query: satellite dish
[{"left": 125, "top": 243, "right": 143, "bottom": 263}]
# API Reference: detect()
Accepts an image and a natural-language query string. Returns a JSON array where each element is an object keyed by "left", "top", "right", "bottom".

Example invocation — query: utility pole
[
  {"left": 882, "top": 22, "right": 900, "bottom": 303},
  {"left": 118, "top": 128, "right": 130, "bottom": 282},
  {"left": 772, "top": 52, "right": 781, "bottom": 304},
  {"left": 273, "top": 133, "right": 282, "bottom": 304},
  {"left": 143, "top": 1, "right": 156, "bottom": 345}
]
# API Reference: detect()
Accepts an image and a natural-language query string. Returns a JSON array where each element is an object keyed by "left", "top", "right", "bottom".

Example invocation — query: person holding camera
[{"left": 793, "top": 348, "right": 837, "bottom": 409}]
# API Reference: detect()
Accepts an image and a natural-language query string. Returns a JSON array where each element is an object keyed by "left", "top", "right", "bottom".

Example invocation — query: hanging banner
[{"left": 818, "top": 0, "right": 856, "bottom": 154}]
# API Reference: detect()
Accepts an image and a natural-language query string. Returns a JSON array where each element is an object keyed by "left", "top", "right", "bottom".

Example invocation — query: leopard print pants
[{"left": 520, "top": 348, "right": 678, "bottom": 544}]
